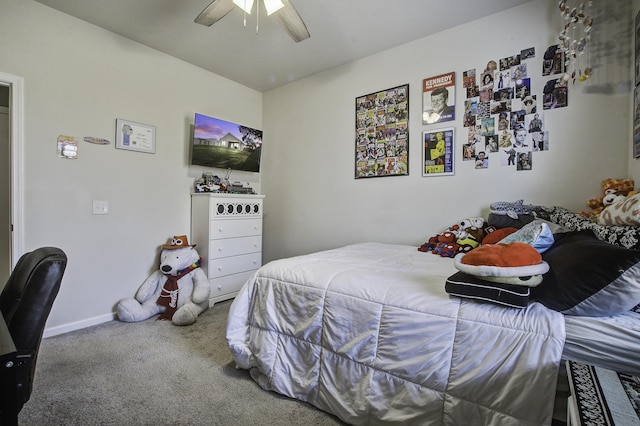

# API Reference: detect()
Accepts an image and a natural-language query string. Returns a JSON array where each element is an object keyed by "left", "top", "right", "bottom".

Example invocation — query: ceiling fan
[{"left": 195, "top": 0, "right": 310, "bottom": 42}]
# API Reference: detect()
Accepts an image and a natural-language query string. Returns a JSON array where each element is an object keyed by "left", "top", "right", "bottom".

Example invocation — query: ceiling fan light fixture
[
  {"left": 232, "top": 0, "right": 254, "bottom": 14},
  {"left": 264, "top": 0, "right": 284, "bottom": 15}
]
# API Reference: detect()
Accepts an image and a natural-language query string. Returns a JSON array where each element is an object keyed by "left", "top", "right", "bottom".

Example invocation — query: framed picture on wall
[
  {"left": 422, "top": 72, "right": 456, "bottom": 125},
  {"left": 635, "top": 10, "right": 640, "bottom": 86},
  {"left": 634, "top": 84, "right": 640, "bottom": 158},
  {"left": 422, "top": 127, "right": 455, "bottom": 177},
  {"left": 355, "top": 84, "right": 409, "bottom": 178},
  {"left": 115, "top": 118, "right": 156, "bottom": 154}
]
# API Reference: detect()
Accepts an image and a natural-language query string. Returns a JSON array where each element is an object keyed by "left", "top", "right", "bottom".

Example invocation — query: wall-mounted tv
[{"left": 191, "top": 113, "right": 262, "bottom": 173}]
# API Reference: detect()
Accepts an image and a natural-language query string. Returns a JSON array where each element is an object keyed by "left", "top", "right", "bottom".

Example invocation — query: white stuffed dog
[{"left": 117, "top": 235, "right": 210, "bottom": 326}]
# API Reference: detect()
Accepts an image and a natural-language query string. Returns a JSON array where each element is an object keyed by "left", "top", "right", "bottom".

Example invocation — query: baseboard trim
[{"left": 43, "top": 312, "right": 116, "bottom": 338}]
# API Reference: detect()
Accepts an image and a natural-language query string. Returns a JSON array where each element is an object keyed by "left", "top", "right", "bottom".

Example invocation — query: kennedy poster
[{"left": 423, "top": 72, "right": 456, "bottom": 125}]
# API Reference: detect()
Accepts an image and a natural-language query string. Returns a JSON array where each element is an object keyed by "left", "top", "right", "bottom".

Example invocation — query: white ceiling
[{"left": 33, "top": 0, "right": 532, "bottom": 92}]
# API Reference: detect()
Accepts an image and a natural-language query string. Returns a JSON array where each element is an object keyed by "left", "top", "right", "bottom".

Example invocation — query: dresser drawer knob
[{"left": 217, "top": 266, "right": 222, "bottom": 271}]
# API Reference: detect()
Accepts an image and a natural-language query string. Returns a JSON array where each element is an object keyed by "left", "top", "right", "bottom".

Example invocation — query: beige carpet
[{"left": 19, "top": 300, "right": 345, "bottom": 426}]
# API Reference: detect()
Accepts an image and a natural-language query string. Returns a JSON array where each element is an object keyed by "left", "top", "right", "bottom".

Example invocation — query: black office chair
[{"left": 0, "top": 247, "right": 67, "bottom": 426}]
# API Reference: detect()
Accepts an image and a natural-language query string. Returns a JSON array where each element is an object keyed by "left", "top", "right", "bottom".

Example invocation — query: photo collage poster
[
  {"left": 355, "top": 84, "right": 409, "bottom": 178},
  {"left": 461, "top": 46, "right": 556, "bottom": 171}
]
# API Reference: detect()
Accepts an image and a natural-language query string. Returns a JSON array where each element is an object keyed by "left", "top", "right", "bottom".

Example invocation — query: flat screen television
[{"left": 191, "top": 113, "right": 262, "bottom": 173}]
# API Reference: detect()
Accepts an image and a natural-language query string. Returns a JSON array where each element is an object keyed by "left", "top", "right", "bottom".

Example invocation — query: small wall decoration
[
  {"left": 115, "top": 118, "right": 156, "bottom": 154},
  {"left": 557, "top": 0, "right": 593, "bottom": 84},
  {"left": 422, "top": 128, "right": 454, "bottom": 176},
  {"left": 84, "top": 137, "right": 110, "bottom": 145},
  {"left": 422, "top": 72, "right": 455, "bottom": 125},
  {"left": 57, "top": 134, "right": 78, "bottom": 159},
  {"left": 355, "top": 84, "right": 409, "bottom": 178}
]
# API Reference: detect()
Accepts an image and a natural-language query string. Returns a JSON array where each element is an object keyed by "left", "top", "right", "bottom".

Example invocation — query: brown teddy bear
[{"left": 578, "top": 178, "right": 635, "bottom": 219}]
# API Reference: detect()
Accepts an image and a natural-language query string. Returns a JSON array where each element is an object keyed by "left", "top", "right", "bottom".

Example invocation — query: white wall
[
  {"left": 0, "top": 0, "right": 262, "bottom": 334},
  {"left": 262, "top": 0, "right": 633, "bottom": 262}
]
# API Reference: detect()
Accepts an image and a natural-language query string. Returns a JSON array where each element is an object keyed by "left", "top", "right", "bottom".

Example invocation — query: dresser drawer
[
  {"left": 208, "top": 252, "right": 261, "bottom": 279},
  {"left": 208, "top": 270, "right": 257, "bottom": 305},
  {"left": 209, "top": 198, "right": 263, "bottom": 219},
  {"left": 209, "top": 235, "right": 261, "bottom": 259},
  {"left": 209, "top": 218, "right": 262, "bottom": 240}
]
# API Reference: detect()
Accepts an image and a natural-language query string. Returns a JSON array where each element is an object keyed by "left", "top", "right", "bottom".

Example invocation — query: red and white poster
[{"left": 422, "top": 72, "right": 455, "bottom": 125}]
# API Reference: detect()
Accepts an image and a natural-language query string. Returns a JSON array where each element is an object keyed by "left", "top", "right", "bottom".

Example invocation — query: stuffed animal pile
[
  {"left": 418, "top": 217, "right": 508, "bottom": 257},
  {"left": 117, "top": 235, "right": 210, "bottom": 326},
  {"left": 578, "top": 178, "right": 636, "bottom": 220}
]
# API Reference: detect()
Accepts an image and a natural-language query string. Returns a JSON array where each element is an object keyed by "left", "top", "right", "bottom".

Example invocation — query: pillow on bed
[
  {"left": 597, "top": 193, "right": 640, "bottom": 226},
  {"left": 497, "top": 220, "right": 555, "bottom": 253},
  {"left": 531, "top": 230, "right": 640, "bottom": 316},
  {"left": 445, "top": 271, "right": 530, "bottom": 308},
  {"left": 548, "top": 206, "right": 640, "bottom": 249}
]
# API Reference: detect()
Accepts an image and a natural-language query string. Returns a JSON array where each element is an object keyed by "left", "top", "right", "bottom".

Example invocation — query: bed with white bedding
[
  {"left": 563, "top": 309, "right": 640, "bottom": 376},
  {"left": 226, "top": 242, "right": 567, "bottom": 425}
]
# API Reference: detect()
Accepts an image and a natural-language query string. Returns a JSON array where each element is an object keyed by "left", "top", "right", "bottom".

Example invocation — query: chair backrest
[{"left": 0, "top": 247, "right": 67, "bottom": 408}]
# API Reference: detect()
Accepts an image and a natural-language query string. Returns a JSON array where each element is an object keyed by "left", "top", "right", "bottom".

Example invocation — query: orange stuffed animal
[{"left": 579, "top": 178, "right": 635, "bottom": 219}]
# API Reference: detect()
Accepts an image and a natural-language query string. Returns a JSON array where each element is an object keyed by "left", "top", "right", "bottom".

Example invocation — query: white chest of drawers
[{"left": 190, "top": 193, "right": 264, "bottom": 306}]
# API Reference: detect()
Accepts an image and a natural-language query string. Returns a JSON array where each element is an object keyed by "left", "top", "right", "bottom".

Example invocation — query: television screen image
[{"left": 192, "top": 113, "right": 262, "bottom": 173}]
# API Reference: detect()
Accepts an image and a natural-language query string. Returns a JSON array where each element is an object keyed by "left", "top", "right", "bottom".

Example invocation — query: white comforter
[{"left": 227, "top": 243, "right": 565, "bottom": 425}]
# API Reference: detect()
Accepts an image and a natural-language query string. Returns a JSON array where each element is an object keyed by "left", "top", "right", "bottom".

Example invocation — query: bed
[
  {"left": 226, "top": 207, "right": 640, "bottom": 425},
  {"left": 227, "top": 242, "right": 566, "bottom": 425}
]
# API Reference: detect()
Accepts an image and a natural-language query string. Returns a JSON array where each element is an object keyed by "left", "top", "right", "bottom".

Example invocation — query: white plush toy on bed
[{"left": 116, "top": 235, "right": 210, "bottom": 326}]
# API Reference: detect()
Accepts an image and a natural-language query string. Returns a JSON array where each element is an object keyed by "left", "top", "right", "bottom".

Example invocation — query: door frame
[{"left": 0, "top": 72, "right": 24, "bottom": 268}]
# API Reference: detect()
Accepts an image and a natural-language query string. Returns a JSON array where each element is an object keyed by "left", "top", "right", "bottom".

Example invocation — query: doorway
[
  {"left": 0, "top": 72, "right": 24, "bottom": 283},
  {"left": 0, "top": 96, "right": 9, "bottom": 282}
]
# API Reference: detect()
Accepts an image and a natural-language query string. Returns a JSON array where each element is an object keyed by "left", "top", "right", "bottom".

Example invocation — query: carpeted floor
[{"left": 19, "top": 300, "right": 345, "bottom": 426}]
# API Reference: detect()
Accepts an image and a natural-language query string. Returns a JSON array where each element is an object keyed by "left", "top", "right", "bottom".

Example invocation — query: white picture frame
[
  {"left": 422, "top": 127, "right": 455, "bottom": 177},
  {"left": 115, "top": 118, "right": 156, "bottom": 154}
]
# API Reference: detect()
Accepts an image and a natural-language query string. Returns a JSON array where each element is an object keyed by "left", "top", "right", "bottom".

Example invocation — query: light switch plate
[{"left": 92, "top": 200, "right": 109, "bottom": 215}]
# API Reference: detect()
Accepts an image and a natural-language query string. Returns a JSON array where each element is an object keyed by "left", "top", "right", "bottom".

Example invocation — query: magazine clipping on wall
[
  {"left": 355, "top": 84, "right": 409, "bottom": 178},
  {"left": 423, "top": 128, "right": 454, "bottom": 177},
  {"left": 422, "top": 72, "right": 455, "bottom": 125}
]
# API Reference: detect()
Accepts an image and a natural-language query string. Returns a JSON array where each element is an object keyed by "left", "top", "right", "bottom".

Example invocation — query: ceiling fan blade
[
  {"left": 195, "top": 0, "right": 236, "bottom": 26},
  {"left": 273, "top": 0, "right": 310, "bottom": 42}
]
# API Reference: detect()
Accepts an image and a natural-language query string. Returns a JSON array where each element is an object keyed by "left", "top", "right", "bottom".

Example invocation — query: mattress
[{"left": 563, "top": 308, "right": 640, "bottom": 376}]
